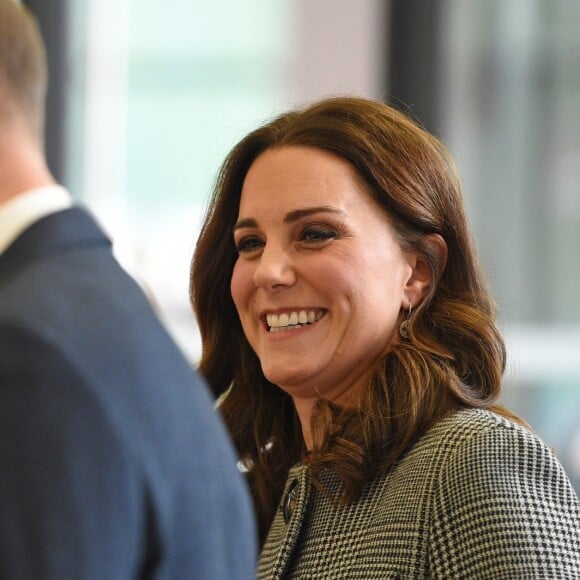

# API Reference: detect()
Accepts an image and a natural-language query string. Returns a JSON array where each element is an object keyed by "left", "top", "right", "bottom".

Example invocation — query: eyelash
[
  {"left": 234, "top": 226, "right": 339, "bottom": 255},
  {"left": 300, "top": 227, "right": 338, "bottom": 243},
  {"left": 235, "top": 237, "right": 263, "bottom": 254}
]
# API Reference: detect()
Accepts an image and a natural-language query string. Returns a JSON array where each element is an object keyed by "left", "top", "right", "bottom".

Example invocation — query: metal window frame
[{"left": 387, "top": 0, "right": 443, "bottom": 136}]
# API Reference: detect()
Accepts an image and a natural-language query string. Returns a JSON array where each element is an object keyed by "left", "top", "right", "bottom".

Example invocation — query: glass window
[
  {"left": 64, "top": 0, "right": 578, "bottom": 492},
  {"left": 440, "top": 0, "right": 580, "bottom": 491},
  {"left": 79, "top": 0, "right": 386, "bottom": 357}
]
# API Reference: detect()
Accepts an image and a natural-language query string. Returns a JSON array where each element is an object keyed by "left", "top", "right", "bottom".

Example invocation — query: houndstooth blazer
[{"left": 258, "top": 408, "right": 580, "bottom": 579}]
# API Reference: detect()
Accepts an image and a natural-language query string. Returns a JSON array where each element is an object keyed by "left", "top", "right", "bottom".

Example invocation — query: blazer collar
[{"left": 0, "top": 206, "right": 112, "bottom": 280}]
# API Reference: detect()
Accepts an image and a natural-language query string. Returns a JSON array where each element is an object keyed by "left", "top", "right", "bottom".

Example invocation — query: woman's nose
[{"left": 253, "top": 244, "right": 296, "bottom": 290}]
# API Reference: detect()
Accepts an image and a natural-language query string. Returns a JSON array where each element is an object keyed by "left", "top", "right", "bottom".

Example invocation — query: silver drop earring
[{"left": 399, "top": 301, "right": 412, "bottom": 339}]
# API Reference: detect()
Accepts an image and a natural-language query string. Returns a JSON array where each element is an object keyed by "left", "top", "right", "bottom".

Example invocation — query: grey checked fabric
[{"left": 258, "top": 409, "right": 580, "bottom": 579}]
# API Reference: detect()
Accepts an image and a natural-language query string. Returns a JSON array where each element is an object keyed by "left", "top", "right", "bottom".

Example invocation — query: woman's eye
[
  {"left": 235, "top": 237, "right": 264, "bottom": 254},
  {"left": 301, "top": 228, "right": 338, "bottom": 243}
]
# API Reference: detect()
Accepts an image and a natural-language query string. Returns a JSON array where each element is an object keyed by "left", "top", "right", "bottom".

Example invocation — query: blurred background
[{"left": 25, "top": 0, "right": 579, "bottom": 492}]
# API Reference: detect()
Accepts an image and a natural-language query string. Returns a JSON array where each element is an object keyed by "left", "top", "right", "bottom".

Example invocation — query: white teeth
[{"left": 266, "top": 310, "right": 322, "bottom": 331}]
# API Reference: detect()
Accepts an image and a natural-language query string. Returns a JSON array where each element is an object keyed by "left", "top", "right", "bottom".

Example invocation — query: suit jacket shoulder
[{"left": 0, "top": 208, "right": 257, "bottom": 579}]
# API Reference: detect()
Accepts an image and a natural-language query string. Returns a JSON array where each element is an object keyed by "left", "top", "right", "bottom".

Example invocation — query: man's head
[{"left": 0, "top": 0, "right": 48, "bottom": 140}]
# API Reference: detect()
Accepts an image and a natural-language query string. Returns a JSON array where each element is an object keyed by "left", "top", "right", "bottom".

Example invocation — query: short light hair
[{"left": 0, "top": 0, "right": 48, "bottom": 134}]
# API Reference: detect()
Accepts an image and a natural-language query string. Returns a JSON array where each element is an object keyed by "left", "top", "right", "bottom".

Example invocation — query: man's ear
[{"left": 403, "top": 234, "right": 447, "bottom": 307}]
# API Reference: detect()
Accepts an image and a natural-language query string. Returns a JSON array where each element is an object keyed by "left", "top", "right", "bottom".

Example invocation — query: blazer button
[{"left": 283, "top": 479, "right": 299, "bottom": 523}]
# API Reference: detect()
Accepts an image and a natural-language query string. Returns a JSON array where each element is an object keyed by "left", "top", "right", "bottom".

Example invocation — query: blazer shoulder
[
  {"left": 401, "top": 407, "right": 579, "bottom": 512},
  {"left": 425, "top": 409, "right": 580, "bottom": 576},
  {"left": 399, "top": 409, "right": 532, "bottom": 476},
  {"left": 0, "top": 318, "right": 82, "bottom": 373},
  {"left": 416, "top": 408, "right": 548, "bottom": 462},
  {"left": 0, "top": 319, "right": 118, "bottom": 423}
]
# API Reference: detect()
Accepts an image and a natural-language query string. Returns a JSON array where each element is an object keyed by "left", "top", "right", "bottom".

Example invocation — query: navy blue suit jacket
[{"left": 0, "top": 207, "right": 257, "bottom": 579}]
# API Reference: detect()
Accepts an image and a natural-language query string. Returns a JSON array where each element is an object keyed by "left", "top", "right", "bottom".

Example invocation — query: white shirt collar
[{"left": 0, "top": 185, "right": 72, "bottom": 256}]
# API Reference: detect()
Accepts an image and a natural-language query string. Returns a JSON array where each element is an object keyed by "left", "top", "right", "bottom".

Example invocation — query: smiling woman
[
  {"left": 230, "top": 146, "right": 433, "bottom": 446},
  {"left": 190, "top": 96, "right": 580, "bottom": 578}
]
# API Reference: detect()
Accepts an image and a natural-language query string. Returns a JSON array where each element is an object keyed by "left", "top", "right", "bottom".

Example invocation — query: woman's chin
[{"left": 261, "top": 364, "right": 312, "bottom": 394}]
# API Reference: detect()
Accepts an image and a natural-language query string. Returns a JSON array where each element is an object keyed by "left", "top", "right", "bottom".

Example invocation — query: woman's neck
[{"left": 292, "top": 396, "right": 315, "bottom": 451}]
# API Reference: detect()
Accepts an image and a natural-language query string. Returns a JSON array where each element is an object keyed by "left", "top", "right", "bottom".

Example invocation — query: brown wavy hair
[{"left": 190, "top": 96, "right": 518, "bottom": 545}]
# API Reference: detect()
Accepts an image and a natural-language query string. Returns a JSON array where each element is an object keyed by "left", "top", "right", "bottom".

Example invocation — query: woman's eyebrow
[
  {"left": 283, "top": 206, "right": 346, "bottom": 224},
  {"left": 233, "top": 218, "right": 257, "bottom": 232},
  {"left": 233, "top": 206, "right": 346, "bottom": 232}
]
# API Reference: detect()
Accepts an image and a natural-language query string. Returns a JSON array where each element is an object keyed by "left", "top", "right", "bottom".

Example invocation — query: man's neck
[{"left": 0, "top": 120, "right": 56, "bottom": 206}]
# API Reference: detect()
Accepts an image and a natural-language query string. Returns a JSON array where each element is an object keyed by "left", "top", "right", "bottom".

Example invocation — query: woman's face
[{"left": 231, "top": 146, "right": 417, "bottom": 406}]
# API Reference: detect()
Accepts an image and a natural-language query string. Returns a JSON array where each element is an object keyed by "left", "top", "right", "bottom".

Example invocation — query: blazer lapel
[{"left": 260, "top": 464, "right": 311, "bottom": 579}]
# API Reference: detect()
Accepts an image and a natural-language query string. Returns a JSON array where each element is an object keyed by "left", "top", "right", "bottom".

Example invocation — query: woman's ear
[{"left": 403, "top": 234, "right": 447, "bottom": 307}]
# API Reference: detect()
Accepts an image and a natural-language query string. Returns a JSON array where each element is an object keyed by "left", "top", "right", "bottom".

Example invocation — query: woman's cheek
[{"left": 230, "top": 260, "right": 248, "bottom": 308}]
